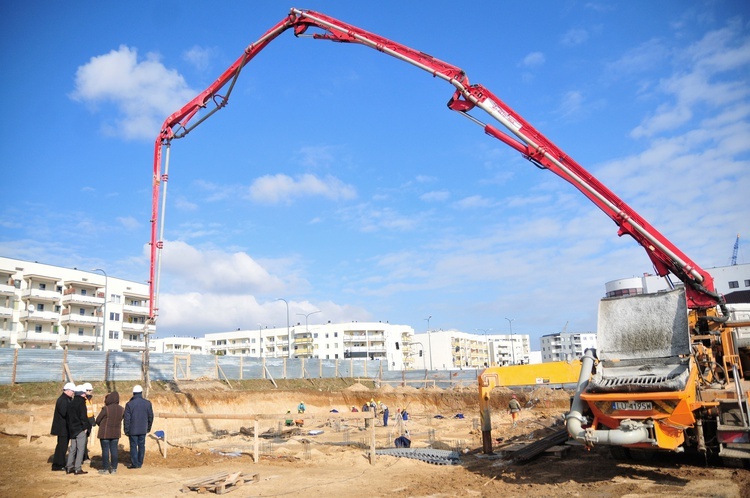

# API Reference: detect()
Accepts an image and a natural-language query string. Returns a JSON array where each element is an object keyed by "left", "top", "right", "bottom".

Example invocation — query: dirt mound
[
  {"left": 528, "top": 387, "right": 570, "bottom": 401},
  {"left": 344, "top": 382, "right": 370, "bottom": 392},
  {"left": 377, "top": 384, "right": 395, "bottom": 392}
]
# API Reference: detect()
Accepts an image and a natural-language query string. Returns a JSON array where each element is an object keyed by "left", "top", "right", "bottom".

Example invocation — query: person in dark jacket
[
  {"left": 66, "top": 385, "right": 91, "bottom": 475},
  {"left": 123, "top": 385, "right": 153, "bottom": 469},
  {"left": 95, "top": 391, "right": 125, "bottom": 474},
  {"left": 50, "top": 382, "right": 75, "bottom": 471}
]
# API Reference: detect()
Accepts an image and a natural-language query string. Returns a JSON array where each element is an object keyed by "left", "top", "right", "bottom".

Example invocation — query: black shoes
[
  {"left": 74, "top": 469, "right": 88, "bottom": 475},
  {"left": 51, "top": 466, "right": 65, "bottom": 471},
  {"left": 126, "top": 465, "right": 140, "bottom": 469}
]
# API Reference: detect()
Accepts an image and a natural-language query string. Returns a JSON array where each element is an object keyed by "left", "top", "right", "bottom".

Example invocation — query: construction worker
[
  {"left": 509, "top": 394, "right": 521, "bottom": 427},
  {"left": 297, "top": 401, "right": 306, "bottom": 414},
  {"left": 379, "top": 401, "right": 389, "bottom": 426}
]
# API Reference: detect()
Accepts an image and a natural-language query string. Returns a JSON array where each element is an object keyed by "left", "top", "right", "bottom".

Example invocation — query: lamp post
[
  {"left": 295, "top": 310, "right": 320, "bottom": 358},
  {"left": 276, "top": 298, "right": 290, "bottom": 358},
  {"left": 476, "top": 328, "right": 492, "bottom": 367},
  {"left": 91, "top": 269, "right": 108, "bottom": 351},
  {"left": 505, "top": 317, "right": 515, "bottom": 365},
  {"left": 425, "top": 315, "right": 432, "bottom": 371},
  {"left": 257, "top": 322, "right": 263, "bottom": 358}
]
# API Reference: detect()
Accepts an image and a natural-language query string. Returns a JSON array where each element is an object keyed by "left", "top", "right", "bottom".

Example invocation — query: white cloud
[
  {"left": 70, "top": 45, "right": 197, "bottom": 140},
  {"left": 631, "top": 20, "right": 750, "bottom": 138},
  {"left": 420, "top": 190, "right": 450, "bottom": 202},
  {"left": 521, "top": 52, "right": 545, "bottom": 68},
  {"left": 452, "top": 195, "right": 495, "bottom": 210},
  {"left": 182, "top": 45, "right": 217, "bottom": 72},
  {"left": 248, "top": 173, "right": 356, "bottom": 204},
  {"left": 561, "top": 28, "right": 589, "bottom": 46},
  {"left": 557, "top": 90, "right": 584, "bottom": 118},
  {"left": 161, "top": 240, "right": 286, "bottom": 294},
  {"left": 117, "top": 216, "right": 140, "bottom": 230}
]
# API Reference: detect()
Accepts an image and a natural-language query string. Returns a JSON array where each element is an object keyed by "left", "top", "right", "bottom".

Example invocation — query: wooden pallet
[{"left": 182, "top": 471, "right": 259, "bottom": 495}]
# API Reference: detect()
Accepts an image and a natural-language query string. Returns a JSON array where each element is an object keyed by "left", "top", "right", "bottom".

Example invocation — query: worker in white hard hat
[
  {"left": 297, "top": 401, "right": 306, "bottom": 414},
  {"left": 124, "top": 385, "right": 154, "bottom": 469},
  {"left": 81, "top": 382, "right": 95, "bottom": 462},
  {"left": 66, "top": 385, "right": 92, "bottom": 474},
  {"left": 50, "top": 382, "right": 76, "bottom": 471}
]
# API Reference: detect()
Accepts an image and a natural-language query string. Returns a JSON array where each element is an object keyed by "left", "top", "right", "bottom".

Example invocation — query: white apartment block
[
  {"left": 204, "top": 321, "right": 415, "bottom": 371},
  {"left": 605, "top": 263, "right": 750, "bottom": 303},
  {"left": 0, "top": 257, "right": 154, "bottom": 351},
  {"left": 414, "top": 329, "right": 531, "bottom": 371},
  {"left": 152, "top": 336, "right": 207, "bottom": 354},
  {"left": 540, "top": 332, "right": 597, "bottom": 363}
]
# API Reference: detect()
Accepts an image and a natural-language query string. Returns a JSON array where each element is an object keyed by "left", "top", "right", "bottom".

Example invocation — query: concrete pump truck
[{"left": 144, "top": 8, "right": 750, "bottom": 465}]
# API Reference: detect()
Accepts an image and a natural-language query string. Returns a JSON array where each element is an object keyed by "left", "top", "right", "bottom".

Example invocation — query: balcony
[
  {"left": 122, "top": 321, "right": 154, "bottom": 333},
  {"left": 121, "top": 339, "right": 146, "bottom": 351},
  {"left": 17, "top": 331, "right": 60, "bottom": 345},
  {"left": 0, "top": 283, "right": 16, "bottom": 296},
  {"left": 343, "top": 334, "right": 367, "bottom": 342},
  {"left": 22, "top": 288, "right": 60, "bottom": 302},
  {"left": 123, "top": 304, "right": 149, "bottom": 316},
  {"left": 59, "top": 334, "right": 97, "bottom": 348},
  {"left": 60, "top": 311, "right": 100, "bottom": 326},
  {"left": 61, "top": 293, "right": 103, "bottom": 307},
  {"left": 0, "top": 305, "right": 13, "bottom": 318},
  {"left": 20, "top": 310, "right": 60, "bottom": 323}
]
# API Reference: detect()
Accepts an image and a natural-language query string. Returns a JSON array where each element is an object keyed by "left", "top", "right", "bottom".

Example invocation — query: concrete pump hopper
[{"left": 569, "top": 289, "right": 699, "bottom": 451}]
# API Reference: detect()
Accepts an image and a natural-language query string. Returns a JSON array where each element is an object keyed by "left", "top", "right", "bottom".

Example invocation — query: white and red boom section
[{"left": 148, "top": 8, "right": 722, "bottom": 321}]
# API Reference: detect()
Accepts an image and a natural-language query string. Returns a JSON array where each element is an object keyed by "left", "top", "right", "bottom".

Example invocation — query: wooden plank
[{"left": 11, "top": 349, "right": 18, "bottom": 385}]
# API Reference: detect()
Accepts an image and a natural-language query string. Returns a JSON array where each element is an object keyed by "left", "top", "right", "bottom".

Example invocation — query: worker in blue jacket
[{"left": 123, "top": 385, "right": 154, "bottom": 469}]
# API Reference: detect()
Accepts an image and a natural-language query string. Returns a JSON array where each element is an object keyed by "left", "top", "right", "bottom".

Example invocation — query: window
[
  {"left": 35, "top": 324, "right": 42, "bottom": 332},
  {"left": 728, "top": 281, "right": 739, "bottom": 289},
  {"left": 78, "top": 328, "right": 84, "bottom": 336},
  {"left": 334, "top": 332, "right": 338, "bottom": 337},
  {"left": 109, "top": 312, "right": 120, "bottom": 321},
  {"left": 79, "top": 308, "right": 85, "bottom": 315},
  {"left": 745, "top": 280, "right": 750, "bottom": 287},
  {"left": 39, "top": 283, "right": 46, "bottom": 290},
  {"left": 80, "top": 289, "right": 87, "bottom": 296},
  {"left": 36, "top": 303, "right": 45, "bottom": 312},
  {"left": 111, "top": 294, "right": 121, "bottom": 304},
  {"left": 108, "top": 330, "right": 119, "bottom": 340},
  {"left": 54, "top": 305, "right": 61, "bottom": 312}
]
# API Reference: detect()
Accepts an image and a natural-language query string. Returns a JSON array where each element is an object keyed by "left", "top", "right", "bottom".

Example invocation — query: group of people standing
[{"left": 50, "top": 383, "right": 154, "bottom": 475}]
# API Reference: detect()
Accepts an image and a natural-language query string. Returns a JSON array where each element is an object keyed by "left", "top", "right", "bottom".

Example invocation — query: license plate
[{"left": 612, "top": 401, "right": 652, "bottom": 411}]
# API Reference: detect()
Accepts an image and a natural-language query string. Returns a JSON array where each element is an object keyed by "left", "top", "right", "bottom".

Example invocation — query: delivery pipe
[{"left": 566, "top": 349, "right": 654, "bottom": 447}]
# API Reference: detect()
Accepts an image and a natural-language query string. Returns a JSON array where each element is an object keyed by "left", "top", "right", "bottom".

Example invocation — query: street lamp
[
  {"left": 297, "top": 310, "right": 321, "bottom": 333},
  {"left": 91, "top": 269, "right": 108, "bottom": 351},
  {"left": 295, "top": 310, "right": 320, "bottom": 359},
  {"left": 275, "top": 298, "right": 290, "bottom": 358},
  {"left": 425, "top": 315, "right": 432, "bottom": 371},
  {"left": 505, "top": 317, "right": 515, "bottom": 365},
  {"left": 476, "top": 328, "right": 492, "bottom": 367}
]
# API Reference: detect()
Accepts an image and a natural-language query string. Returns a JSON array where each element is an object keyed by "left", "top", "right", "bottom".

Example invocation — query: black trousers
[{"left": 53, "top": 434, "right": 69, "bottom": 468}]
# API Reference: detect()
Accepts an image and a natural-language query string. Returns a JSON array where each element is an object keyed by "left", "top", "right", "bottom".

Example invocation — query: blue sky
[{"left": 2, "top": 1, "right": 748, "bottom": 346}]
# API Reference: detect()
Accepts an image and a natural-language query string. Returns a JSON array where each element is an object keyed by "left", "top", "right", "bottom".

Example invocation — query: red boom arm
[{"left": 148, "top": 8, "right": 721, "bottom": 321}]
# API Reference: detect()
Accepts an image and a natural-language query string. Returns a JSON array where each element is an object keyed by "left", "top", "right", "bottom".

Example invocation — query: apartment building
[
  {"left": 0, "top": 257, "right": 153, "bottom": 351},
  {"left": 204, "top": 321, "right": 415, "bottom": 370},
  {"left": 540, "top": 332, "right": 597, "bottom": 362},
  {"left": 152, "top": 336, "right": 208, "bottom": 354},
  {"left": 415, "top": 330, "right": 531, "bottom": 370}
]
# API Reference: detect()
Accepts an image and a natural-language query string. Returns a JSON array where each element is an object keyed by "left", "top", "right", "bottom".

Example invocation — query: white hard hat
[
  {"left": 82, "top": 383, "right": 93, "bottom": 391},
  {"left": 63, "top": 382, "right": 76, "bottom": 391},
  {"left": 133, "top": 385, "right": 143, "bottom": 393},
  {"left": 75, "top": 385, "right": 86, "bottom": 393}
]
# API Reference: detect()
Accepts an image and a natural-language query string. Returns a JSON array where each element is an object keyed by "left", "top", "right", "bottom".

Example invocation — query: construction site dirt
[{"left": 0, "top": 379, "right": 747, "bottom": 497}]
